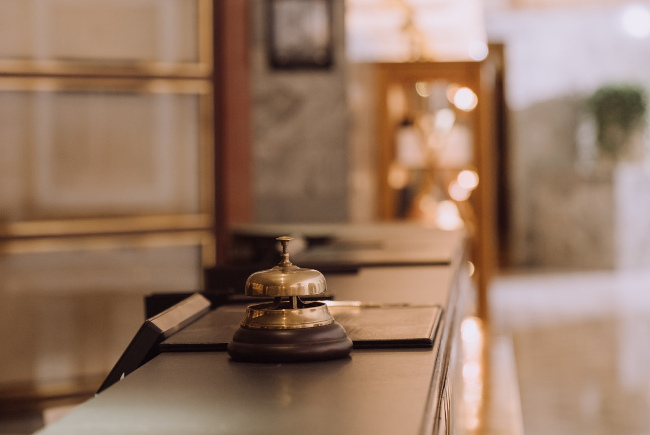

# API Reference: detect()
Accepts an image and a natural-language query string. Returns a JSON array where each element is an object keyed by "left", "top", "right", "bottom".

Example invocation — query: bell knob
[{"left": 245, "top": 236, "right": 326, "bottom": 297}]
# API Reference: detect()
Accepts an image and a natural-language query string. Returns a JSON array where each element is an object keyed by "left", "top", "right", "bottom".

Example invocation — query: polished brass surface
[
  {"left": 239, "top": 236, "right": 336, "bottom": 331},
  {"left": 245, "top": 237, "right": 327, "bottom": 297},
  {"left": 232, "top": 234, "right": 350, "bottom": 354},
  {"left": 240, "top": 300, "right": 335, "bottom": 330}
]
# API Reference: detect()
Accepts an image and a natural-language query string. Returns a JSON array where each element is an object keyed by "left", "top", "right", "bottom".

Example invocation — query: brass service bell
[{"left": 227, "top": 236, "right": 353, "bottom": 362}]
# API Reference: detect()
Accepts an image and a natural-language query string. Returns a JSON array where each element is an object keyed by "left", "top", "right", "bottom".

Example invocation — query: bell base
[{"left": 227, "top": 322, "right": 353, "bottom": 363}]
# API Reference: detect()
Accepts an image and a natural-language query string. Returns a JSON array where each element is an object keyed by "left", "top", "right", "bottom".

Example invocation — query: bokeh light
[
  {"left": 449, "top": 181, "right": 471, "bottom": 201},
  {"left": 468, "top": 40, "right": 489, "bottom": 61},
  {"left": 453, "top": 87, "right": 479, "bottom": 112},
  {"left": 458, "top": 169, "right": 479, "bottom": 190},
  {"left": 621, "top": 4, "right": 650, "bottom": 38}
]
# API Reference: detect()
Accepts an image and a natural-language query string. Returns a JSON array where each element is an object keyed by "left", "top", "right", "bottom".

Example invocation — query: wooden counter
[{"left": 37, "top": 225, "right": 472, "bottom": 435}]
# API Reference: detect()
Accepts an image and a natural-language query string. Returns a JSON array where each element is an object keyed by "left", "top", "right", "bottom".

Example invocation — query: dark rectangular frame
[{"left": 267, "top": 0, "right": 333, "bottom": 70}]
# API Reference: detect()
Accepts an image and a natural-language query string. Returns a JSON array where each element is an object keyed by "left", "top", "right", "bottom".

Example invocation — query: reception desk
[{"left": 38, "top": 224, "right": 473, "bottom": 435}]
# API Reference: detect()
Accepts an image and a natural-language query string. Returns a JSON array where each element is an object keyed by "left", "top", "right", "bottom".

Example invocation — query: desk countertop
[
  {"left": 38, "top": 228, "right": 466, "bottom": 435},
  {"left": 43, "top": 349, "right": 442, "bottom": 435}
]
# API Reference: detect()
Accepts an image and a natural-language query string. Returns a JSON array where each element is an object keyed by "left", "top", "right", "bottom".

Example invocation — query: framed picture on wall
[{"left": 268, "top": 0, "right": 333, "bottom": 69}]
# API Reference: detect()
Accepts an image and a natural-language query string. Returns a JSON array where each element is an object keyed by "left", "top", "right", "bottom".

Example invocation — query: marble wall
[
  {"left": 614, "top": 164, "right": 650, "bottom": 269},
  {"left": 249, "top": 0, "right": 349, "bottom": 223},
  {"left": 246, "top": 2, "right": 650, "bottom": 265},
  {"left": 487, "top": 5, "right": 650, "bottom": 269}
]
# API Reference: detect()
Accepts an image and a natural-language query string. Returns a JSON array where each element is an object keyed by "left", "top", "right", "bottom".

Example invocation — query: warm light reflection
[
  {"left": 453, "top": 87, "right": 478, "bottom": 112},
  {"left": 461, "top": 316, "right": 484, "bottom": 433},
  {"left": 418, "top": 195, "right": 438, "bottom": 217},
  {"left": 450, "top": 169, "right": 479, "bottom": 201},
  {"left": 417, "top": 197, "right": 464, "bottom": 230},
  {"left": 448, "top": 181, "right": 471, "bottom": 201},
  {"left": 415, "top": 81, "right": 432, "bottom": 97},
  {"left": 387, "top": 164, "right": 409, "bottom": 189},
  {"left": 435, "top": 200, "right": 464, "bottom": 230},
  {"left": 467, "top": 261, "right": 475, "bottom": 277},
  {"left": 461, "top": 316, "right": 483, "bottom": 345},
  {"left": 433, "top": 108, "right": 456, "bottom": 134},
  {"left": 463, "top": 360, "right": 482, "bottom": 381},
  {"left": 346, "top": 0, "right": 488, "bottom": 62},
  {"left": 446, "top": 83, "right": 461, "bottom": 103},
  {"left": 621, "top": 4, "right": 650, "bottom": 39},
  {"left": 387, "top": 84, "right": 407, "bottom": 121},
  {"left": 458, "top": 169, "right": 479, "bottom": 190},
  {"left": 468, "top": 40, "right": 489, "bottom": 61}
]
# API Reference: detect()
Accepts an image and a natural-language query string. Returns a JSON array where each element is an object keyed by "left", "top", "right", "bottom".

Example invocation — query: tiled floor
[{"left": 489, "top": 269, "right": 650, "bottom": 435}]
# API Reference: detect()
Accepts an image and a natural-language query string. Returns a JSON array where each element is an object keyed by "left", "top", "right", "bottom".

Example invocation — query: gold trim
[
  {"left": 0, "top": 77, "right": 211, "bottom": 94},
  {"left": 0, "top": 214, "right": 213, "bottom": 239},
  {"left": 198, "top": 0, "right": 214, "bottom": 70},
  {"left": 0, "top": 60, "right": 211, "bottom": 79},
  {"left": 241, "top": 302, "right": 335, "bottom": 330},
  {"left": 0, "top": 77, "right": 216, "bottom": 248},
  {"left": 199, "top": 82, "right": 216, "bottom": 219},
  {"left": 0, "top": 230, "right": 213, "bottom": 256},
  {"left": 197, "top": 0, "right": 215, "bottom": 251}
]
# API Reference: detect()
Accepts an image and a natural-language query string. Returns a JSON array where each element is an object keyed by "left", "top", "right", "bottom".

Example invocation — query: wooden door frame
[
  {"left": 213, "top": 0, "right": 253, "bottom": 265},
  {"left": 375, "top": 61, "right": 497, "bottom": 319}
]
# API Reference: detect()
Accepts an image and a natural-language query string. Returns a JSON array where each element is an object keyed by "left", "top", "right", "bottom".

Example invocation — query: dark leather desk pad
[{"left": 160, "top": 302, "right": 442, "bottom": 351}]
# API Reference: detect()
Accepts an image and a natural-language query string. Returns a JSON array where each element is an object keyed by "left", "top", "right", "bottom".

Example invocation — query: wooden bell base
[{"left": 227, "top": 322, "right": 352, "bottom": 363}]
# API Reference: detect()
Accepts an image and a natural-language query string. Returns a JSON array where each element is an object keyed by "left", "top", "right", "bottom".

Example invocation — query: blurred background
[{"left": 2, "top": 0, "right": 650, "bottom": 433}]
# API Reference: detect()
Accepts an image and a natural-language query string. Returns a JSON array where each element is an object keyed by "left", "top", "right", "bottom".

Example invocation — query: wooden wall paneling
[
  {"left": 0, "top": 0, "right": 218, "bottom": 410},
  {"left": 0, "top": 0, "right": 213, "bottom": 79}
]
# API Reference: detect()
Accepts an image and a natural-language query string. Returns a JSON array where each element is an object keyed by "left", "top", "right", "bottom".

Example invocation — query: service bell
[{"left": 227, "top": 236, "right": 352, "bottom": 362}]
